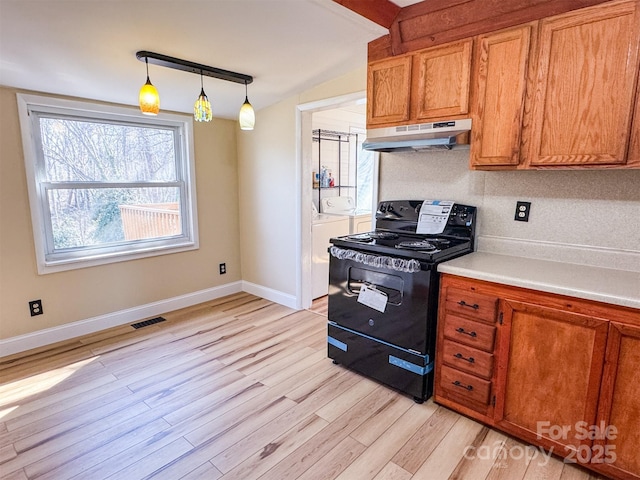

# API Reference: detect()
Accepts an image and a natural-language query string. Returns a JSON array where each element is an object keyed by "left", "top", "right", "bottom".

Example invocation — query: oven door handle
[{"left": 330, "top": 246, "right": 423, "bottom": 273}]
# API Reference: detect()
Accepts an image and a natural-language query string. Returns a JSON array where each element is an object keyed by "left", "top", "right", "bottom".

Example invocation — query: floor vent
[{"left": 131, "top": 316, "right": 167, "bottom": 329}]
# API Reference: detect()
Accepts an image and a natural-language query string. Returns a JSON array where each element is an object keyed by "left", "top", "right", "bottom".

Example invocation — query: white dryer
[{"left": 320, "top": 196, "right": 372, "bottom": 234}]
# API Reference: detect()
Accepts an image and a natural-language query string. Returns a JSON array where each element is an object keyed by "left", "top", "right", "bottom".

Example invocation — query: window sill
[{"left": 37, "top": 241, "right": 199, "bottom": 275}]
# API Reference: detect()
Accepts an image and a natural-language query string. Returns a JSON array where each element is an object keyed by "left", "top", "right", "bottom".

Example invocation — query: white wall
[
  {"left": 379, "top": 149, "right": 640, "bottom": 272},
  {"left": 237, "top": 68, "right": 367, "bottom": 308}
]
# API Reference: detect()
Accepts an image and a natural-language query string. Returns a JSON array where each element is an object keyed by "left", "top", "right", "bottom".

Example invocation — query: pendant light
[
  {"left": 194, "top": 71, "right": 213, "bottom": 122},
  {"left": 138, "top": 57, "right": 160, "bottom": 116},
  {"left": 238, "top": 80, "right": 255, "bottom": 130},
  {"left": 135, "top": 51, "right": 254, "bottom": 128}
]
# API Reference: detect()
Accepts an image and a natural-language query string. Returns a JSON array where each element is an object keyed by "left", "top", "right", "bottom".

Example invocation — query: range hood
[{"left": 363, "top": 118, "right": 472, "bottom": 152}]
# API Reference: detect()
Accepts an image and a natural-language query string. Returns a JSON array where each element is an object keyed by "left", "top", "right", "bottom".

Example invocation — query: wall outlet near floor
[
  {"left": 514, "top": 201, "right": 531, "bottom": 222},
  {"left": 29, "top": 299, "right": 43, "bottom": 316},
  {"left": 219, "top": 263, "right": 227, "bottom": 275}
]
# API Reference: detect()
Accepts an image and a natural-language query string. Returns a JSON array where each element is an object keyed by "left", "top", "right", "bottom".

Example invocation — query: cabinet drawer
[
  {"left": 440, "top": 364, "right": 492, "bottom": 405},
  {"left": 442, "top": 340, "right": 494, "bottom": 379},
  {"left": 445, "top": 288, "right": 498, "bottom": 323},
  {"left": 443, "top": 315, "right": 496, "bottom": 352}
]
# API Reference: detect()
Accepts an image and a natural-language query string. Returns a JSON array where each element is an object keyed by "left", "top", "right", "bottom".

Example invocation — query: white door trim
[{"left": 295, "top": 91, "right": 367, "bottom": 310}]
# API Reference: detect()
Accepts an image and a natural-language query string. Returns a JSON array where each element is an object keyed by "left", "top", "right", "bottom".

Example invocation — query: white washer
[
  {"left": 311, "top": 213, "right": 349, "bottom": 299},
  {"left": 320, "top": 196, "right": 372, "bottom": 234}
]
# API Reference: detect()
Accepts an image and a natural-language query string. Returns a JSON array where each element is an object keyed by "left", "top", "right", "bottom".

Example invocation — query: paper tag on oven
[
  {"left": 416, "top": 200, "right": 454, "bottom": 235},
  {"left": 357, "top": 285, "right": 388, "bottom": 313}
]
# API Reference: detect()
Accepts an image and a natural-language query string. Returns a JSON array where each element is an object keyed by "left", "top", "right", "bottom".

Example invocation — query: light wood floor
[{"left": 0, "top": 293, "right": 605, "bottom": 480}]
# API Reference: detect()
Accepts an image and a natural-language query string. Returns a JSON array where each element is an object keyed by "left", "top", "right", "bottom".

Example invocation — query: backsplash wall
[{"left": 378, "top": 149, "right": 640, "bottom": 272}]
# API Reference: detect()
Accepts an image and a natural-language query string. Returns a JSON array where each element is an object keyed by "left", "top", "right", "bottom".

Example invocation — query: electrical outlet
[
  {"left": 219, "top": 263, "right": 226, "bottom": 275},
  {"left": 514, "top": 201, "right": 531, "bottom": 222},
  {"left": 29, "top": 299, "right": 43, "bottom": 316}
]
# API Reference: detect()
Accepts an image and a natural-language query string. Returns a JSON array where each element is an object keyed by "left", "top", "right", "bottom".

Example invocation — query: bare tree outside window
[{"left": 17, "top": 94, "right": 197, "bottom": 273}]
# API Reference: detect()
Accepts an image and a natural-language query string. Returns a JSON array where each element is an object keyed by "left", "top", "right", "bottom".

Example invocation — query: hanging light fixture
[
  {"left": 136, "top": 51, "right": 254, "bottom": 129},
  {"left": 138, "top": 57, "right": 160, "bottom": 116},
  {"left": 238, "top": 80, "right": 255, "bottom": 130},
  {"left": 194, "top": 71, "right": 213, "bottom": 122}
]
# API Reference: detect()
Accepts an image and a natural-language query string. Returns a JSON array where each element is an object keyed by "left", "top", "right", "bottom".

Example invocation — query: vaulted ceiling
[{"left": 0, "top": 0, "right": 419, "bottom": 120}]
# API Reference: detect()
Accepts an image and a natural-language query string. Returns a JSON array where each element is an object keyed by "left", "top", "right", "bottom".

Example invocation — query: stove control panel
[
  {"left": 376, "top": 200, "right": 476, "bottom": 242},
  {"left": 449, "top": 204, "right": 475, "bottom": 227},
  {"left": 377, "top": 200, "right": 422, "bottom": 218},
  {"left": 377, "top": 201, "right": 475, "bottom": 225}
]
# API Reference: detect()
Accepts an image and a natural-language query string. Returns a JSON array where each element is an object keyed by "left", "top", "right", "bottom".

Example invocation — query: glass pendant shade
[
  {"left": 139, "top": 77, "right": 160, "bottom": 115},
  {"left": 239, "top": 96, "right": 255, "bottom": 130},
  {"left": 194, "top": 88, "right": 213, "bottom": 122}
]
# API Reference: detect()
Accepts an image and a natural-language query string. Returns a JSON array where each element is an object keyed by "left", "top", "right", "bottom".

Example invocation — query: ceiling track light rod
[{"left": 136, "top": 51, "right": 253, "bottom": 85}]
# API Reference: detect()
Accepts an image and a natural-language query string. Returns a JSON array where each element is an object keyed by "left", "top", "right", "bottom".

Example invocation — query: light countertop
[{"left": 437, "top": 252, "right": 640, "bottom": 310}]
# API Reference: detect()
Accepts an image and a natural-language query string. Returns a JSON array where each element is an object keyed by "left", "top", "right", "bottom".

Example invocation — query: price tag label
[
  {"left": 416, "top": 200, "right": 454, "bottom": 234},
  {"left": 357, "top": 285, "right": 388, "bottom": 313}
]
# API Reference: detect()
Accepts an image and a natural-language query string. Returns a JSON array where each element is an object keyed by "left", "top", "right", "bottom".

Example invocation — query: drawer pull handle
[
  {"left": 458, "top": 300, "right": 479, "bottom": 310},
  {"left": 456, "top": 327, "right": 477, "bottom": 338},
  {"left": 452, "top": 380, "right": 474, "bottom": 391},
  {"left": 454, "top": 353, "right": 475, "bottom": 364}
]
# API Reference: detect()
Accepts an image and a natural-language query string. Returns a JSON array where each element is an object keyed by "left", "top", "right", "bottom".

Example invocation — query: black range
[{"left": 327, "top": 200, "right": 477, "bottom": 402}]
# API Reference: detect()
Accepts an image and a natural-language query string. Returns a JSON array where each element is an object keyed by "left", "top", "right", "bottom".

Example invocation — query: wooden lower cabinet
[
  {"left": 435, "top": 278, "right": 499, "bottom": 421},
  {"left": 594, "top": 323, "right": 640, "bottom": 479},
  {"left": 434, "top": 274, "right": 640, "bottom": 480},
  {"left": 494, "top": 300, "right": 609, "bottom": 458}
]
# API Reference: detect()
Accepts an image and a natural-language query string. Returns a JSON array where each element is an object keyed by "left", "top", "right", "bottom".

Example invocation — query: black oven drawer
[
  {"left": 328, "top": 323, "right": 433, "bottom": 401},
  {"left": 328, "top": 253, "right": 439, "bottom": 354}
]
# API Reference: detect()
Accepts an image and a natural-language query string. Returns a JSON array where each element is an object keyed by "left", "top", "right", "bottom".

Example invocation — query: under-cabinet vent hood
[{"left": 363, "top": 118, "right": 472, "bottom": 152}]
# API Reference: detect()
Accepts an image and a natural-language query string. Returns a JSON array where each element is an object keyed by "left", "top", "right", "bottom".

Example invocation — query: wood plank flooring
[{"left": 0, "top": 293, "right": 605, "bottom": 480}]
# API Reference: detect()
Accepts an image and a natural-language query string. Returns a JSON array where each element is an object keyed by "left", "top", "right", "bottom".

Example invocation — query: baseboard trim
[
  {"left": 241, "top": 281, "right": 299, "bottom": 310},
  {"left": 0, "top": 281, "right": 243, "bottom": 358}
]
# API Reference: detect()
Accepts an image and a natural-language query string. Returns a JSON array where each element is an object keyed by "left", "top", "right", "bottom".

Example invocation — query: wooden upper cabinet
[
  {"left": 594, "top": 322, "right": 640, "bottom": 479},
  {"left": 494, "top": 300, "right": 609, "bottom": 458},
  {"left": 524, "top": 0, "right": 640, "bottom": 167},
  {"left": 366, "top": 39, "right": 472, "bottom": 128},
  {"left": 413, "top": 39, "right": 472, "bottom": 120},
  {"left": 628, "top": 82, "right": 640, "bottom": 166},
  {"left": 470, "top": 25, "right": 533, "bottom": 168},
  {"left": 367, "top": 55, "right": 412, "bottom": 126}
]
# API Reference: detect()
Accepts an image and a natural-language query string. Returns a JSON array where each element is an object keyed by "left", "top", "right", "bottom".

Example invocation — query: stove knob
[
  {"left": 387, "top": 204, "right": 394, "bottom": 212},
  {"left": 379, "top": 204, "right": 386, "bottom": 212}
]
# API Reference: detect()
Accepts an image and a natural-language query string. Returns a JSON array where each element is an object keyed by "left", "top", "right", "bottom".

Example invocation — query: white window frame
[{"left": 17, "top": 93, "right": 199, "bottom": 274}]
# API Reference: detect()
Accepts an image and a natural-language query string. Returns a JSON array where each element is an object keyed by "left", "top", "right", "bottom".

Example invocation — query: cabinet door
[
  {"left": 413, "top": 39, "right": 472, "bottom": 120},
  {"left": 494, "top": 300, "right": 609, "bottom": 459},
  {"left": 593, "top": 322, "right": 640, "bottom": 479},
  {"left": 628, "top": 81, "right": 640, "bottom": 167},
  {"left": 470, "top": 25, "right": 533, "bottom": 168},
  {"left": 367, "top": 55, "right": 412, "bottom": 126},
  {"left": 525, "top": 0, "right": 640, "bottom": 167}
]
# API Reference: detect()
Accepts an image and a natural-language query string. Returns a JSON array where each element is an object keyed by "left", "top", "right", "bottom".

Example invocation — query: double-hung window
[{"left": 17, "top": 94, "right": 199, "bottom": 274}]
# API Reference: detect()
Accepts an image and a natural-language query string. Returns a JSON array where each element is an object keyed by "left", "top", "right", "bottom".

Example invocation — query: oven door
[{"left": 327, "top": 247, "right": 439, "bottom": 354}]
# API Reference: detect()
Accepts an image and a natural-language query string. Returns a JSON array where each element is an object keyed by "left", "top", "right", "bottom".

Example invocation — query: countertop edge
[{"left": 438, "top": 253, "right": 640, "bottom": 311}]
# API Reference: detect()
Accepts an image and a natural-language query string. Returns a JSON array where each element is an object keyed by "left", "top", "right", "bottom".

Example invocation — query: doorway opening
[{"left": 296, "top": 92, "right": 379, "bottom": 310}]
